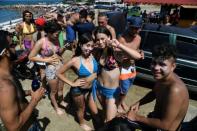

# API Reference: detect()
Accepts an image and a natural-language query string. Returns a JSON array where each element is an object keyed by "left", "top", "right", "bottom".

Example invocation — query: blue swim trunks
[
  {"left": 97, "top": 81, "right": 120, "bottom": 99},
  {"left": 120, "top": 78, "right": 135, "bottom": 94},
  {"left": 119, "top": 66, "right": 136, "bottom": 94}
]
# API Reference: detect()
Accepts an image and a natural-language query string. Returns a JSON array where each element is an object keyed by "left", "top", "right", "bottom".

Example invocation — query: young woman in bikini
[
  {"left": 93, "top": 26, "right": 142, "bottom": 122},
  {"left": 19, "top": 10, "right": 36, "bottom": 50},
  {"left": 29, "top": 20, "right": 66, "bottom": 115},
  {"left": 56, "top": 33, "right": 99, "bottom": 131}
]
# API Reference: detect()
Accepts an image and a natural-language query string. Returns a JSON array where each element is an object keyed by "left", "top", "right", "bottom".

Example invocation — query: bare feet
[
  {"left": 121, "top": 102, "right": 129, "bottom": 111},
  {"left": 59, "top": 101, "right": 68, "bottom": 108},
  {"left": 56, "top": 108, "right": 64, "bottom": 115},
  {"left": 117, "top": 105, "right": 125, "bottom": 113},
  {"left": 80, "top": 124, "right": 93, "bottom": 131},
  {"left": 117, "top": 102, "right": 129, "bottom": 113}
]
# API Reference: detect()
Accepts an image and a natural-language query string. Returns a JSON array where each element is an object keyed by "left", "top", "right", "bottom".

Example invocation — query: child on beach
[{"left": 57, "top": 33, "right": 99, "bottom": 131}]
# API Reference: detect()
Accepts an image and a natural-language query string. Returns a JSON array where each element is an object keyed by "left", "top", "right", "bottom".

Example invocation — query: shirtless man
[
  {"left": 0, "top": 30, "right": 45, "bottom": 131},
  {"left": 125, "top": 43, "right": 189, "bottom": 131},
  {"left": 116, "top": 23, "right": 142, "bottom": 113},
  {"left": 97, "top": 13, "right": 116, "bottom": 39}
]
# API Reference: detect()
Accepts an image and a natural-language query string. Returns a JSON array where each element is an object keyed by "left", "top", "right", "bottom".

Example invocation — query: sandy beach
[
  {"left": 0, "top": 3, "right": 197, "bottom": 131},
  {"left": 18, "top": 50, "right": 197, "bottom": 131}
]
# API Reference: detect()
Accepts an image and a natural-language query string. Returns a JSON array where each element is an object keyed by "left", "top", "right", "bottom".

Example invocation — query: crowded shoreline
[
  {"left": 0, "top": 3, "right": 162, "bottom": 31},
  {"left": 0, "top": 3, "right": 68, "bottom": 31}
]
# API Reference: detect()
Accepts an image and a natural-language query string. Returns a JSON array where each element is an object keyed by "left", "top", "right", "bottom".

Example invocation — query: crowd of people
[{"left": 0, "top": 7, "right": 189, "bottom": 131}]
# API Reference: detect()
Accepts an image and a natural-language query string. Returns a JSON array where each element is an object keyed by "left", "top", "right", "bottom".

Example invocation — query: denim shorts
[
  {"left": 45, "top": 62, "right": 62, "bottom": 80},
  {"left": 70, "top": 87, "right": 91, "bottom": 96}
]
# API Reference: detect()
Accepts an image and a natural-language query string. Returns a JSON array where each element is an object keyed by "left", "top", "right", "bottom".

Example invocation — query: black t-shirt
[{"left": 74, "top": 22, "right": 95, "bottom": 37}]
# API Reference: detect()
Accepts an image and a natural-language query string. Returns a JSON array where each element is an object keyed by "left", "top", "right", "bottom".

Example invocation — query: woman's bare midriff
[{"left": 98, "top": 67, "right": 120, "bottom": 88}]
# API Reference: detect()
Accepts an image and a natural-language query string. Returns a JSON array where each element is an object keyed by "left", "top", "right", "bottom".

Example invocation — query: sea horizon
[
  {"left": 0, "top": 0, "right": 63, "bottom": 5},
  {"left": 0, "top": 0, "right": 63, "bottom": 24}
]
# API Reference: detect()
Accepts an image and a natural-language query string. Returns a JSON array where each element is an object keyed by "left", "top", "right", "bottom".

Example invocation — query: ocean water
[
  {"left": 0, "top": 9, "right": 21, "bottom": 23},
  {"left": 0, "top": 0, "right": 62, "bottom": 5},
  {"left": 0, "top": 0, "right": 63, "bottom": 23}
]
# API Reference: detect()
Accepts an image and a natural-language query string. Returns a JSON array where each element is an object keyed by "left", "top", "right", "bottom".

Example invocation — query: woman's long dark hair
[
  {"left": 94, "top": 26, "right": 112, "bottom": 40},
  {"left": 93, "top": 26, "right": 115, "bottom": 62},
  {"left": 44, "top": 20, "right": 62, "bottom": 34},
  {"left": 22, "top": 10, "right": 34, "bottom": 23},
  {"left": 74, "top": 33, "right": 94, "bottom": 57},
  {"left": 36, "top": 25, "right": 45, "bottom": 41}
]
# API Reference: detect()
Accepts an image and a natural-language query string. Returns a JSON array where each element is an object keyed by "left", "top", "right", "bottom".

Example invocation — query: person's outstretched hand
[
  {"left": 126, "top": 109, "right": 137, "bottom": 121},
  {"left": 130, "top": 102, "right": 140, "bottom": 113}
]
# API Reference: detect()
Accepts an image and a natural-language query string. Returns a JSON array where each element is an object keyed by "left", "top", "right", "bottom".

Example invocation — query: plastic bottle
[{"left": 31, "top": 77, "right": 40, "bottom": 91}]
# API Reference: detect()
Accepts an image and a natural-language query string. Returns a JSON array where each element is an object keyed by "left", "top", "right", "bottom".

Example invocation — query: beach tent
[{"left": 123, "top": 0, "right": 197, "bottom": 5}]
